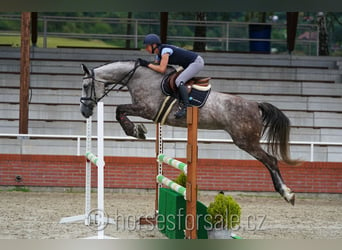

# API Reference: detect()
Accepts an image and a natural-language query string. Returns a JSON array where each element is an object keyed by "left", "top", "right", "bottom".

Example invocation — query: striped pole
[
  {"left": 156, "top": 174, "right": 186, "bottom": 197},
  {"left": 157, "top": 154, "right": 187, "bottom": 175},
  {"left": 85, "top": 151, "right": 105, "bottom": 168}
]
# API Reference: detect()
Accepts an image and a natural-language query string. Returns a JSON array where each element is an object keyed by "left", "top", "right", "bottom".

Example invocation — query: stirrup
[{"left": 175, "top": 106, "right": 187, "bottom": 119}]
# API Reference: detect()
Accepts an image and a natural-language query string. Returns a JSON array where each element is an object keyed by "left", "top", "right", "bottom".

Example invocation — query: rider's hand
[{"left": 138, "top": 58, "right": 150, "bottom": 67}]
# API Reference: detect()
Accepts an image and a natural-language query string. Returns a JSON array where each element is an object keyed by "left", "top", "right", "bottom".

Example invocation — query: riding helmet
[{"left": 143, "top": 34, "right": 161, "bottom": 45}]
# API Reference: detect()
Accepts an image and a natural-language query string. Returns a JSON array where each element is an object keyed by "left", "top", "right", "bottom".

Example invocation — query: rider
[{"left": 138, "top": 33, "right": 205, "bottom": 119}]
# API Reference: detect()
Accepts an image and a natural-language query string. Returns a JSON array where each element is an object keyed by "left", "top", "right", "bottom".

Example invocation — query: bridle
[{"left": 80, "top": 60, "right": 140, "bottom": 107}]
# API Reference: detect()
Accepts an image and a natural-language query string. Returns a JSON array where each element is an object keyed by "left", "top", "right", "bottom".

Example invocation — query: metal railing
[
  {"left": 1, "top": 133, "right": 341, "bottom": 162},
  {"left": 0, "top": 14, "right": 319, "bottom": 55}
]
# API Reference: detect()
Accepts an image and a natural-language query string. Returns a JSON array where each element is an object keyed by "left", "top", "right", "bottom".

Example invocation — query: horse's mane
[
  {"left": 93, "top": 60, "right": 136, "bottom": 70},
  {"left": 93, "top": 59, "right": 176, "bottom": 72}
]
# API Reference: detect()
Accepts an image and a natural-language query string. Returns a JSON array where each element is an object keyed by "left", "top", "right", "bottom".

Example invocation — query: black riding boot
[{"left": 175, "top": 83, "right": 189, "bottom": 119}]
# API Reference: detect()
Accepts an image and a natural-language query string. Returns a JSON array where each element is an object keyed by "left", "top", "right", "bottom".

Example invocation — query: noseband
[{"left": 80, "top": 60, "right": 139, "bottom": 107}]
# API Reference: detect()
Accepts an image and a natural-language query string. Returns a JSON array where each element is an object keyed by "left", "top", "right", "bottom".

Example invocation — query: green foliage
[
  {"left": 0, "top": 20, "right": 20, "bottom": 30},
  {"left": 0, "top": 35, "right": 116, "bottom": 48},
  {"left": 61, "top": 22, "right": 83, "bottom": 33},
  {"left": 173, "top": 172, "right": 187, "bottom": 187},
  {"left": 244, "top": 12, "right": 271, "bottom": 23},
  {"left": 8, "top": 186, "right": 30, "bottom": 192},
  {"left": 1, "top": 12, "right": 341, "bottom": 53},
  {"left": 207, "top": 193, "right": 241, "bottom": 229},
  {"left": 89, "top": 22, "right": 113, "bottom": 34}
]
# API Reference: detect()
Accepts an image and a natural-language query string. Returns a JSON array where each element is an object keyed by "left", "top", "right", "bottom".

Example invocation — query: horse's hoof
[
  {"left": 135, "top": 124, "right": 147, "bottom": 140},
  {"left": 137, "top": 134, "right": 146, "bottom": 140},
  {"left": 138, "top": 123, "right": 147, "bottom": 133},
  {"left": 289, "top": 194, "right": 295, "bottom": 206},
  {"left": 284, "top": 192, "right": 295, "bottom": 206}
]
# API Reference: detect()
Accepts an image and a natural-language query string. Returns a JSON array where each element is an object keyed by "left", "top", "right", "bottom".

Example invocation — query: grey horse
[{"left": 80, "top": 60, "right": 299, "bottom": 205}]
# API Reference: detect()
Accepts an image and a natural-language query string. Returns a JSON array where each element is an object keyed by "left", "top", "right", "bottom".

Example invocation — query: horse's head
[
  {"left": 80, "top": 64, "right": 105, "bottom": 118},
  {"left": 80, "top": 60, "right": 140, "bottom": 118}
]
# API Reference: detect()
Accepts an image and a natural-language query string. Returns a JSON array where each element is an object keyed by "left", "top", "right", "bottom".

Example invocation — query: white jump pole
[
  {"left": 85, "top": 116, "right": 92, "bottom": 225},
  {"left": 97, "top": 101, "right": 105, "bottom": 239},
  {"left": 157, "top": 154, "right": 187, "bottom": 175}
]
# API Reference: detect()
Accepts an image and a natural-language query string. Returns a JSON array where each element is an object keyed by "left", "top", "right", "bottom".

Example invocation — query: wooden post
[
  {"left": 19, "top": 12, "right": 31, "bottom": 134},
  {"left": 160, "top": 12, "right": 168, "bottom": 43},
  {"left": 185, "top": 107, "right": 198, "bottom": 239},
  {"left": 31, "top": 12, "right": 38, "bottom": 47},
  {"left": 286, "top": 12, "right": 299, "bottom": 54}
]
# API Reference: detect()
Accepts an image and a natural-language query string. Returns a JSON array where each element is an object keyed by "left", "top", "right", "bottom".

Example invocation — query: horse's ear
[{"left": 81, "top": 64, "right": 91, "bottom": 76}]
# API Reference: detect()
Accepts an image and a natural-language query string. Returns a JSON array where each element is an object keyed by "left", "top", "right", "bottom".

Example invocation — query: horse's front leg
[{"left": 116, "top": 104, "right": 147, "bottom": 139}]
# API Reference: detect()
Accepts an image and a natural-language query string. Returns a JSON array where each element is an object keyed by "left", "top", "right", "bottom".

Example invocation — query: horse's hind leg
[
  {"left": 116, "top": 104, "right": 147, "bottom": 139},
  {"left": 233, "top": 138, "right": 295, "bottom": 205}
]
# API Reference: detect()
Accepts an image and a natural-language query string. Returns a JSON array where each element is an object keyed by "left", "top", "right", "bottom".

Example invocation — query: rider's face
[
  {"left": 145, "top": 44, "right": 158, "bottom": 54},
  {"left": 145, "top": 44, "right": 153, "bottom": 54}
]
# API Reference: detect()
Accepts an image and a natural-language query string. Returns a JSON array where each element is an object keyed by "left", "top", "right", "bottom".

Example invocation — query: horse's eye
[{"left": 83, "top": 81, "right": 90, "bottom": 89}]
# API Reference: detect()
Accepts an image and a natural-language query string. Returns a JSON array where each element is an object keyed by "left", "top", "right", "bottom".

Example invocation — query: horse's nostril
[
  {"left": 82, "top": 111, "right": 90, "bottom": 118},
  {"left": 81, "top": 108, "right": 89, "bottom": 118}
]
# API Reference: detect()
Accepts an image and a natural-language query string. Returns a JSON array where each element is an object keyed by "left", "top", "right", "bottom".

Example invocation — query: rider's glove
[{"left": 138, "top": 58, "right": 150, "bottom": 67}]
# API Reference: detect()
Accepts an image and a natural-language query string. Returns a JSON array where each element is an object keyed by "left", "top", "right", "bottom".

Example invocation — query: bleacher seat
[{"left": 0, "top": 47, "right": 341, "bottom": 161}]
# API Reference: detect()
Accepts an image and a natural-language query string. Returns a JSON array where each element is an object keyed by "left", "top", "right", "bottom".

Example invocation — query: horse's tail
[{"left": 258, "top": 102, "right": 301, "bottom": 166}]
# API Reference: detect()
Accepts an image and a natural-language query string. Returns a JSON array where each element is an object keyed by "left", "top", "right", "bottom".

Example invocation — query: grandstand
[{"left": 0, "top": 47, "right": 341, "bottom": 162}]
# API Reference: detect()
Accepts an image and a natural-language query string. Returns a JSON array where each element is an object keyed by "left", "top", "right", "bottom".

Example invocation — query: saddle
[
  {"left": 155, "top": 68, "right": 211, "bottom": 123},
  {"left": 161, "top": 68, "right": 212, "bottom": 100},
  {"left": 166, "top": 69, "right": 211, "bottom": 94}
]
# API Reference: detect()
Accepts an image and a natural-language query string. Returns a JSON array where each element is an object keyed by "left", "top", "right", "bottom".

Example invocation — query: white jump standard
[
  {"left": 59, "top": 116, "right": 93, "bottom": 226},
  {"left": 60, "top": 102, "right": 115, "bottom": 239}
]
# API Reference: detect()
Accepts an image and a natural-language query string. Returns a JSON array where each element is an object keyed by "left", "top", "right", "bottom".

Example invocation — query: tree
[
  {"left": 317, "top": 12, "right": 329, "bottom": 56},
  {"left": 244, "top": 12, "right": 274, "bottom": 23},
  {"left": 302, "top": 12, "right": 342, "bottom": 56},
  {"left": 321, "top": 12, "right": 342, "bottom": 55}
]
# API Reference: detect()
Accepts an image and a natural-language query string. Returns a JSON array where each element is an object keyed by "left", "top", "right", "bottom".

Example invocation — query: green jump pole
[
  {"left": 157, "top": 154, "right": 187, "bottom": 175},
  {"left": 156, "top": 174, "right": 186, "bottom": 197}
]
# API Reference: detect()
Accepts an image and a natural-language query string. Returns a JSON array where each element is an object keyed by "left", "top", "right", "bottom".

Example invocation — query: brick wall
[{"left": 0, "top": 154, "right": 341, "bottom": 193}]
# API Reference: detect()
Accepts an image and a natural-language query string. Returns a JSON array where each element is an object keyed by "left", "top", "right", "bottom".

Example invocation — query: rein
[{"left": 80, "top": 60, "right": 139, "bottom": 106}]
